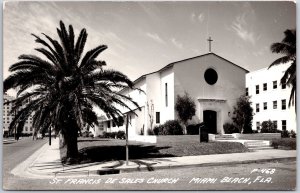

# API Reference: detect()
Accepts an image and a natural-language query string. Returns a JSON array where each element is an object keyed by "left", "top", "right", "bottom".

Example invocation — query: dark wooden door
[{"left": 203, "top": 110, "right": 217, "bottom": 134}]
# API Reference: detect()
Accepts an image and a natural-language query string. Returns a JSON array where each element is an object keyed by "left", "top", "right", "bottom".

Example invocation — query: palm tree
[
  {"left": 4, "top": 21, "right": 140, "bottom": 163},
  {"left": 269, "top": 29, "right": 296, "bottom": 107}
]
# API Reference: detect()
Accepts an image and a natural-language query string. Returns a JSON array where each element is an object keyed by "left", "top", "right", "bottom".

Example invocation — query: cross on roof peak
[{"left": 207, "top": 37, "right": 213, "bottom": 53}]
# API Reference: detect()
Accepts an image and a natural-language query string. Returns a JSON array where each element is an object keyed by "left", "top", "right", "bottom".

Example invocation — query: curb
[
  {"left": 50, "top": 156, "right": 297, "bottom": 178},
  {"left": 11, "top": 142, "right": 50, "bottom": 179}
]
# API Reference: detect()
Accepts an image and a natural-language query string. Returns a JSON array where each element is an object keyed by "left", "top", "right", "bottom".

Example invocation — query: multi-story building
[
  {"left": 246, "top": 64, "right": 296, "bottom": 132},
  {"left": 3, "top": 93, "right": 34, "bottom": 136},
  {"left": 3, "top": 93, "right": 14, "bottom": 136}
]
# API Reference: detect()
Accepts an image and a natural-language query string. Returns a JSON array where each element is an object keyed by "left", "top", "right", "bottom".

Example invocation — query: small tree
[
  {"left": 232, "top": 95, "right": 254, "bottom": 134},
  {"left": 175, "top": 92, "right": 196, "bottom": 134},
  {"left": 147, "top": 100, "right": 154, "bottom": 132}
]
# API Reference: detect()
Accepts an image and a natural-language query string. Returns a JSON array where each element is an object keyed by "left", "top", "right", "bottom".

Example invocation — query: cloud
[
  {"left": 191, "top": 12, "right": 205, "bottom": 23},
  {"left": 146, "top": 32, "right": 165, "bottom": 44},
  {"left": 171, "top": 38, "right": 183, "bottom": 49},
  {"left": 253, "top": 46, "right": 268, "bottom": 57},
  {"left": 230, "top": 13, "right": 258, "bottom": 45},
  {"left": 198, "top": 13, "right": 204, "bottom": 23}
]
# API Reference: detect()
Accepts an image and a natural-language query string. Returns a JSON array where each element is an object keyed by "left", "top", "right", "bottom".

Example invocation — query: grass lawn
[
  {"left": 60, "top": 135, "right": 249, "bottom": 164},
  {"left": 271, "top": 138, "right": 296, "bottom": 150}
]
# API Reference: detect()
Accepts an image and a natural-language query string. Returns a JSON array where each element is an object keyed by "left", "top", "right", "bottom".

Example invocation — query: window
[
  {"left": 256, "top": 122, "right": 260, "bottom": 130},
  {"left": 273, "top": 121, "right": 277, "bottom": 129},
  {"left": 263, "top": 102, "right": 267, "bottom": 110},
  {"left": 245, "top": 88, "right": 248, "bottom": 96},
  {"left": 273, "top": 81, "right": 277, "bottom": 89},
  {"left": 256, "top": 103, "right": 260, "bottom": 112},
  {"left": 25, "top": 127, "right": 28, "bottom": 132},
  {"left": 156, "top": 112, "right": 160, "bottom": 124},
  {"left": 263, "top": 83, "right": 267, "bottom": 91},
  {"left": 282, "top": 99, "right": 286, "bottom": 110},
  {"left": 99, "top": 123, "right": 104, "bottom": 131},
  {"left": 256, "top": 85, "right": 259, "bottom": 94},
  {"left": 165, "top": 83, "right": 168, "bottom": 107},
  {"left": 282, "top": 82, "right": 286, "bottom": 89},
  {"left": 273, "top": 101, "right": 277, "bottom": 109},
  {"left": 107, "top": 121, "right": 111, "bottom": 128},
  {"left": 30, "top": 128, "right": 33, "bottom": 132},
  {"left": 204, "top": 68, "right": 218, "bottom": 85},
  {"left": 112, "top": 121, "right": 116, "bottom": 127},
  {"left": 282, "top": 120, "right": 287, "bottom": 130}
]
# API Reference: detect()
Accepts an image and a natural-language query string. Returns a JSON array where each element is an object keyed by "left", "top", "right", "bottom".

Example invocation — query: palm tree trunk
[{"left": 62, "top": 118, "right": 79, "bottom": 164}]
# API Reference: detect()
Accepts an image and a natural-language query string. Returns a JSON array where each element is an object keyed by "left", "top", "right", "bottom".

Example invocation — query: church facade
[{"left": 94, "top": 53, "right": 248, "bottom": 137}]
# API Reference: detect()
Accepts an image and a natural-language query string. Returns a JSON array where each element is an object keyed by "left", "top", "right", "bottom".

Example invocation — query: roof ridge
[{"left": 132, "top": 52, "right": 248, "bottom": 84}]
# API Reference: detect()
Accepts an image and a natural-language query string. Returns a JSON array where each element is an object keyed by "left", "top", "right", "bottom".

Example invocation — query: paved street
[
  {"left": 3, "top": 137, "right": 48, "bottom": 189},
  {"left": 4, "top": 158, "right": 296, "bottom": 190}
]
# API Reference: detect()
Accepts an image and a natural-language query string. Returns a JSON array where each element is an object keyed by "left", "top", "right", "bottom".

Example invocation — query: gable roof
[{"left": 132, "top": 52, "right": 249, "bottom": 84}]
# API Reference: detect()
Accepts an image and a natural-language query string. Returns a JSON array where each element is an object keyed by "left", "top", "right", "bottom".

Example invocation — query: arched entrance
[{"left": 203, "top": 110, "right": 217, "bottom": 134}]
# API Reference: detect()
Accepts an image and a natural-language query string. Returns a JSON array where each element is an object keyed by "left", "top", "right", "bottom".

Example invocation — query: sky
[{"left": 3, "top": 1, "right": 296, "bottom": 93}]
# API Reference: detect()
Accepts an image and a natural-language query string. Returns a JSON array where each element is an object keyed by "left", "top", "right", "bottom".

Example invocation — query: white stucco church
[{"left": 93, "top": 52, "right": 249, "bottom": 138}]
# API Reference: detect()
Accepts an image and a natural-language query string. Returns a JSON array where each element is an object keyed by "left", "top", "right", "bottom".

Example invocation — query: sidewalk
[{"left": 11, "top": 138, "right": 297, "bottom": 179}]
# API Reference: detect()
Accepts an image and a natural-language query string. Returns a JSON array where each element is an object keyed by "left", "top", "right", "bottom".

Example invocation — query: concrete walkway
[{"left": 11, "top": 138, "right": 297, "bottom": 179}]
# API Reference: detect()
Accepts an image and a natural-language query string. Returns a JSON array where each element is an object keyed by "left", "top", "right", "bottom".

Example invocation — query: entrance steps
[
  {"left": 244, "top": 140, "right": 273, "bottom": 150},
  {"left": 215, "top": 134, "right": 273, "bottom": 150},
  {"left": 215, "top": 134, "right": 235, "bottom": 140}
]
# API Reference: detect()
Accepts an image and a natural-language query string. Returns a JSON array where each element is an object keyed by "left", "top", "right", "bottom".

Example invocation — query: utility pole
[
  {"left": 125, "top": 114, "right": 129, "bottom": 165},
  {"left": 49, "top": 127, "right": 51, "bottom": 146}
]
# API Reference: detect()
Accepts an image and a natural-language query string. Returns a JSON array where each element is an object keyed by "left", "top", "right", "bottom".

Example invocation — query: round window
[{"left": 204, "top": 68, "right": 218, "bottom": 85}]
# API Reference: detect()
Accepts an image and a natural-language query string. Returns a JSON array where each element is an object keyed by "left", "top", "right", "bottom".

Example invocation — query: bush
[
  {"left": 223, "top": 123, "right": 239, "bottom": 134},
  {"left": 81, "top": 131, "right": 90, "bottom": 137},
  {"left": 290, "top": 130, "right": 296, "bottom": 138},
  {"left": 153, "top": 125, "right": 162, "bottom": 135},
  {"left": 152, "top": 120, "right": 183, "bottom": 135},
  {"left": 102, "top": 131, "right": 117, "bottom": 139},
  {"left": 147, "top": 128, "right": 155, "bottom": 135},
  {"left": 271, "top": 138, "right": 296, "bottom": 150},
  {"left": 161, "top": 120, "right": 183, "bottom": 135},
  {"left": 88, "top": 133, "right": 94, "bottom": 138},
  {"left": 116, "top": 131, "right": 125, "bottom": 139},
  {"left": 186, "top": 124, "right": 204, "bottom": 135},
  {"left": 261, "top": 120, "right": 276, "bottom": 133},
  {"left": 281, "top": 129, "right": 289, "bottom": 138}
]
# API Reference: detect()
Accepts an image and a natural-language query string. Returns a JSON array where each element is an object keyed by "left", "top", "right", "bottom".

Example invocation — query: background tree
[
  {"left": 232, "top": 95, "right": 253, "bottom": 134},
  {"left": 175, "top": 92, "right": 196, "bottom": 134},
  {"left": 4, "top": 21, "right": 140, "bottom": 164},
  {"left": 269, "top": 29, "right": 296, "bottom": 108}
]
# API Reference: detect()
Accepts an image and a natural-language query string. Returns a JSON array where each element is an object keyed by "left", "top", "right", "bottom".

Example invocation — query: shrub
[
  {"left": 139, "top": 127, "right": 144, "bottom": 135},
  {"left": 271, "top": 138, "right": 296, "bottom": 150},
  {"left": 88, "top": 133, "right": 94, "bottom": 138},
  {"left": 281, "top": 129, "right": 289, "bottom": 138},
  {"left": 162, "top": 120, "right": 183, "bottom": 135},
  {"left": 290, "top": 130, "right": 296, "bottom": 138},
  {"left": 153, "top": 125, "right": 162, "bottom": 135},
  {"left": 102, "top": 131, "right": 117, "bottom": 138},
  {"left": 223, "top": 123, "right": 239, "bottom": 134},
  {"left": 102, "top": 131, "right": 109, "bottom": 138},
  {"left": 116, "top": 131, "right": 125, "bottom": 139},
  {"left": 152, "top": 120, "right": 183, "bottom": 135},
  {"left": 147, "top": 128, "right": 155, "bottom": 135},
  {"left": 186, "top": 124, "right": 202, "bottom": 135},
  {"left": 261, "top": 120, "right": 276, "bottom": 133},
  {"left": 81, "top": 131, "right": 90, "bottom": 137}
]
